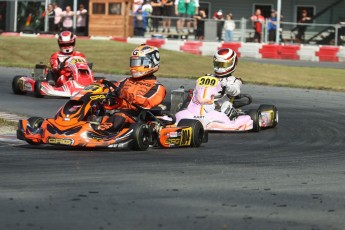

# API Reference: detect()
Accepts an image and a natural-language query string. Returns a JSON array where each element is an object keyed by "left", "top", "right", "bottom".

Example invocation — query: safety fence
[{"left": 139, "top": 15, "right": 345, "bottom": 46}]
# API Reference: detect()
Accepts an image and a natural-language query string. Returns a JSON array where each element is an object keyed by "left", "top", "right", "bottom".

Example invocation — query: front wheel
[
  {"left": 259, "top": 104, "right": 278, "bottom": 128},
  {"left": 34, "top": 81, "right": 44, "bottom": 98},
  {"left": 248, "top": 109, "right": 261, "bottom": 132},
  {"left": 26, "top": 117, "right": 44, "bottom": 145},
  {"left": 12, "top": 75, "right": 26, "bottom": 95},
  {"left": 177, "top": 119, "right": 205, "bottom": 147},
  {"left": 130, "top": 124, "right": 151, "bottom": 151}
]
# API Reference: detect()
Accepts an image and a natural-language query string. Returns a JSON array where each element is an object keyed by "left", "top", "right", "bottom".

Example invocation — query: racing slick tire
[
  {"left": 130, "top": 124, "right": 151, "bottom": 151},
  {"left": 26, "top": 117, "right": 44, "bottom": 145},
  {"left": 12, "top": 75, "right": 26, "bottom": 95},
  {"left": 177, "top": 119, "right": 205, "bottom": 147},
  {"left": 34, "top": 81, "right": 44, "bottom": 98},
  {"left": 259, "top": 104, "right": 279, "bottom": 128},
  {"left": 248, "top": 109, "right": 261, "bottom": 132}
]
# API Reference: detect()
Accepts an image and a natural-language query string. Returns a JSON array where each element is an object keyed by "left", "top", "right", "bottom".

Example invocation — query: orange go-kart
[{"left": 17, "top": 80, "right": 208, "bottom": 151}]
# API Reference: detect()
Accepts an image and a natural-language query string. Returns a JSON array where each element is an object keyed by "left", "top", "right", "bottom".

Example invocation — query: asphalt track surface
[{"left": 1, "top": 67, "right": 345, "bottom": 230}]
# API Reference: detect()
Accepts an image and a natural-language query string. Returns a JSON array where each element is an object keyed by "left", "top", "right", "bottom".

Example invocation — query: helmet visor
[
  {"left": 59, "top": 42, "right": 75, "bottom": 47},
  {"left": 213, "top": 59, "right": 234, "bottom": 68},
  {"left": 130, "top": 57, "right": 151, "bottom": 67}
]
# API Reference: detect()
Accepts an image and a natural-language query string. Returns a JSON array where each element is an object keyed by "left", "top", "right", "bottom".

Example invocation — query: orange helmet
[
  {"left": 58, "top": 31, "right": 76, "bottom": 54},
  {"left": 130, "top": 44, "right": 160, "bottom": 78},
  {"left": 213, "top": 48, "right": 238, "bottom": 77}
]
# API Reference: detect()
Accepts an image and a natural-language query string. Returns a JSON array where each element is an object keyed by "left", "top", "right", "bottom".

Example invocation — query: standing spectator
[
  {"left": 186, "top": 0, "right": 199, "bottom": 34},
  {"left": 42, "top": 4, "right": 55, "bottom": 33},
  {"left": 134, "top": 6, "right": 149, "bottom": 36},
  {"left": 142, "top": 0, "right": 153, "bottom": 32},
  {"left": 151, "top": 0, "right": 162, "bottom": 32},
  {"left": 194, "top": 9, "right": 206, "bottom": 40},
  {"left": 61, "top": 6, "right": 74, "bottom": 32},
  {"left": 77, "top": 4, "right": 88, "bottom": 36},
  {"left": 296, "top": 9, "right": 311, "bottom": 43},
  {"left": 162, "top": 0, "right": 174, "bottom": 33},
  {"left": 223, "top": 13, "right": 235, "bottom": 42},
  {"left": 47, "top": 4, "right": 55, "bottom": 33},
  {"left": 52, "top": 2, "right": 62, "bottom": 33},
  {"left": 213, "top": 9, "right": 224, "bottom": 41},
  {"left": 133, "top": 0, "right": 144, "bottom": 14},
  {"left": 175, "top": 0, "right": 187, "bottom": 33},
  {"left": 268, "top": 9, "right": 277, "bottom": 42},
  {"left": 250, "top": 9, "right": 265, "bottom": 43}
]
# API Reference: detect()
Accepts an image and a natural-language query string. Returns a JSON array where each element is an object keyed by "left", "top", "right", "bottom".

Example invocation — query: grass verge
[
  {"left": 0, "top": 118, "right": 17, "bottom": 127},
  {"left": 1, "top": 36, "right": 345, "bottom": 91}
]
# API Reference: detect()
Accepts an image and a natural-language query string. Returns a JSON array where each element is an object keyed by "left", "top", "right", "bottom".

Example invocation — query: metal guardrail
[{"left": 139, "top": 15, "right": 345, "bottom": 46}]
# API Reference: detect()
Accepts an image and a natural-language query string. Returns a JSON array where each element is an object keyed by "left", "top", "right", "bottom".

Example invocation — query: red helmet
[
  {"left": 58, "top": 31, "right": 76, "bottom": 54},
  {"left": 213, "top": 48, "right": 238, "bottom": 77}
]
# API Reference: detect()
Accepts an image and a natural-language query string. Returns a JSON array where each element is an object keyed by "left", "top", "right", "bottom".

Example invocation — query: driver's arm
[
  {"left": 132, "top": 83, "right": 166, "bottom": 109},
  {"left": 221, "top": 77, "right": 242, "bottom": 96}
]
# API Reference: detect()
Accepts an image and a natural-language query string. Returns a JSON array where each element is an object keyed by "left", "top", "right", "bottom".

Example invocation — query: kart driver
[
  {"left": 213, "top": 47, "right": 243, "bottom": 118},
  {"left": 99, "top": 44, "right": 166, "bottom": 132},
  {"left": 47, "top": 31, "right": 87, "bottom": 86},
  {"left": 175, "top": 48, "right": 252, "bottom": 130}
]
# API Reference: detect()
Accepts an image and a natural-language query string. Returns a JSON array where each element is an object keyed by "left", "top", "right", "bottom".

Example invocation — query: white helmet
[
  {"left": 213, "top": 48, "right": 238, "bottom": 77},
  {"left": 58, "top": 31, "right": 76, "bottom": 54}
]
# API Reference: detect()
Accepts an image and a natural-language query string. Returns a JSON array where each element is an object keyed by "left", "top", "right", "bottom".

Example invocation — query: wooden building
[{"left": 88, "top": 0, "right": 133, "bottom": 37}]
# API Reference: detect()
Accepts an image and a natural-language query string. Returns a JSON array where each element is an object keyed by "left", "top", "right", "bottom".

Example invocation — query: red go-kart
[{"left": 12, "top": 56, "right": 94, "bottom": 98}]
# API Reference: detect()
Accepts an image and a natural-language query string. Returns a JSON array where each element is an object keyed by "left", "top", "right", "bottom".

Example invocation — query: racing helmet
[
  {"left": 213, "top": 48, "right": 238, "bottom": 77},
  {"left": 130, "top": 44, "right": 160, "bottom": 78},
  {"left": 58, "top": 31, "right": 76, "bottom": 54}
]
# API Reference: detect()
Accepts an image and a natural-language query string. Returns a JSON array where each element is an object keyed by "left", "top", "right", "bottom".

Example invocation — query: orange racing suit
[{"left": 101, "top": 74, "right": 166, "bottom": 131}]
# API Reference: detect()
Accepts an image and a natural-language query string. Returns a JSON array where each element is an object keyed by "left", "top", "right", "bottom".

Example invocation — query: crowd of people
[{"left": 43, "top": 2, "right": 88, "bottom": 36}]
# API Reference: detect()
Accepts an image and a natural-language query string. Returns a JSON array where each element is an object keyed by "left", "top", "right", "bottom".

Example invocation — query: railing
[{"left": 138, "top": 15, "right": 345, "bottom": 46}]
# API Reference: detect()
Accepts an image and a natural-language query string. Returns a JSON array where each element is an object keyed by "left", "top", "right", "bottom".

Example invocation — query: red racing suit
[
  {"left": 101, "top": 74, "right": 167, "bottom": 131},
  {"left": 49, "top": 51, "right": 87, "bottom": 85}
]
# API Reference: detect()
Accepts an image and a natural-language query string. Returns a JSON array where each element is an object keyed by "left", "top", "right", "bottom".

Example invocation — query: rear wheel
[
  {"left": 130, "top": 124, "right": 151, "bottom": 151},
  {"left": 26, "top": 117, "right": 44, "bottom": 145},
  {"left": 248, "top": 109, "right": 261, "bottom": 132},
  {"left": 259, "top": 104, "right": 278, "bottom": 128},
  {"left": 177, "top": 119, "right": 204, "bottom": 147},
  {"left": 12, "top": 75, "right": 26, "bottom": 95},
  {"left": 34, "top": 81, "right": 44, "bottom": 98}
]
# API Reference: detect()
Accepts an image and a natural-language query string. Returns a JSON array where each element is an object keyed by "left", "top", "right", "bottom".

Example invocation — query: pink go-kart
[{"left": 171, "top": 75, "right": 278, "bottom": 132}]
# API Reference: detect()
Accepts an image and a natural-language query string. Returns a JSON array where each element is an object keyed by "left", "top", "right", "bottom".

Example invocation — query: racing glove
[{"left": 120, "top": 90, "right": 135, "bottom": 104}]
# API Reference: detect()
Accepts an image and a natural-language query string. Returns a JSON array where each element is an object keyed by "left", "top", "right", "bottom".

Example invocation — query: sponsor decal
[
  {"left": 165, "top": 127, "right": 192, "bottom": 146},
  {"left": 90, "top": 94, "right": 106, "bottom": 100},
  {"left": 193, "top": 115, "right": 205, "bottom": 119},
  {"left": 47, "top": 137, "right": 74, "bottom": 145}
]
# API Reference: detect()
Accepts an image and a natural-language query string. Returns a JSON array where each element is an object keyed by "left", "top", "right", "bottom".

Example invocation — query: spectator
[
  {"left": 213, "top": 9, "right": 224, "bottom": 41},
  {"left": 134, "top": 6, "right": 149, "bottom": 36},
  {"left": 194, "top": 9, "right": 206, "bottom": 40},
  {"left": 43, "top": 4, "right": 55, "bottom": 33},
  {"left": 151, "top": 0, "right": 162, "bottom": 32},
  {"left": 61, "top": 6, "right": 74, "bottom": 32},
  {"left": 133, "top": 0, "right": 144, "bottom": 14},
  {"left": 77, "top": 4, "right": 88, "bottom": 36},
  {"left": 223, "top": 13, "right": 235, "bottom": 42},
  {"left": 250, "top": 9, "right": 264, "bottom": 43},
  {"left": 175, "top": 0, "right": 187, "bottom": 33},
  {"left": 52, "top": 2, "right": 62, "bottom": 33},
  {"left": 296, "top": 9, "right": 311, "bottom": 43},
  {"left": 142, "top": 0, "right": 153, "bottom": 32},
  {"left": 162, "top": 0, "right": 174, "bottom": 33},
  {"left": 268, "top": 9, "right": 277, "bottom": 42},
  {"left": 186, "top": 0, "right": 199, "bottom": 34}
]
